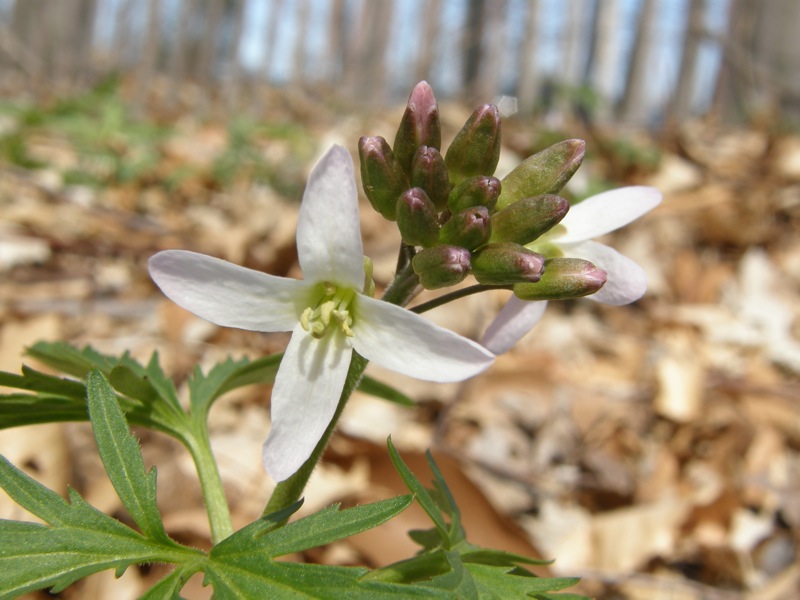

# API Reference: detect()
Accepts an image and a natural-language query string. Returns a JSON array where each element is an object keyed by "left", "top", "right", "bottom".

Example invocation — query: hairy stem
[{"left": 185, "top": 425, "right": 233, "bottom": 543}]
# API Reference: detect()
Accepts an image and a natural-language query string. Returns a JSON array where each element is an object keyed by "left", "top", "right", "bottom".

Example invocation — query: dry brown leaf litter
[{"left": 0, "top": 107, "right": 799, "bottom": 599}]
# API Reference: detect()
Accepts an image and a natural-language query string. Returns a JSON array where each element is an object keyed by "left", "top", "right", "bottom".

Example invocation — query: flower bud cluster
[{"left": 359, "top": 81, "right": 606, "bottom": 300}]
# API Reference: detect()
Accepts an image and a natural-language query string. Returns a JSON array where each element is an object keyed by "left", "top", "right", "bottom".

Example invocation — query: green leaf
[
  {"left": 138, "top": 566, "right": 198, "bottom": 600},
  {"left": 26, "top": 341, "right": 118, "bottom": 378},
  {"left": 465, "top": 563, "right": 578, "bottom": 598},
  {"left": 387, "top": 437, "right": 450, "bottom": 544},
  {"left": 426, "top": 450, "right": 464, "bottom": 544},
  {"left": 357, "top": 376, "right": 414, "bottom": 407},
  {"left": 0, "top": 456, "right": 200, "bottom": 599},
  {"left": 86, "top": 370, "right": 172, "bottom": 543},
  {"left": 461, "top": 548, "right": 552, "bottom": 567},
  {"left": 214, "top": 496, "right": 412, "bottom": 559},
  {"left": 0, "top": 367, "right": 85, "bottom": 399},
  {"left": 0, "top": 394, "right": 88, "bottom": 428},
  {"left": 203, "top": 559, "right": 447, "bottom": 599}
]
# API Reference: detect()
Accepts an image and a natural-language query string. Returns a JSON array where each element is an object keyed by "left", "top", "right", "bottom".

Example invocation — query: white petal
[
  {"left": 297, "top": 145, "right": 365, "bottom": 290},
  {"left": 149, "top": 250, "right": 309, "bottom": 331},
  {"left": 262, "top": 324, "right": 353, "bottom": 481},
  {"left": 481, "top": 296, "right": 548, "bottom": 355},
  {"left": 565, "top": 240, "right": 648, "bottom": 305},
  {"left": 557, "top": 186, "right": 662, "bottom": 243},
  {"left": 352, "top": 296, "right": 494, "bottom": 382}
]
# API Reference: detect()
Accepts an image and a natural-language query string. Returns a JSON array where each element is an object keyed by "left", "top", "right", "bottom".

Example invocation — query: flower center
[{"left": 300, "top": 283, "right": 356, "bottom": 339}]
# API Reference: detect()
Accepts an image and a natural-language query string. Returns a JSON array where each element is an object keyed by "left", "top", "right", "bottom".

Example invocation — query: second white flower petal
[
  {"left": 557, "top": 186, "right": 662, "bottom": 244},
  {"left": 352, "top": 296, "right": 494, "bottom": 382},
  {"left": 565, "top": 240, "right": 648, "bottom": 305},
  {"left": 262, "top": 324, "right": 353, "bottom": 481},
  {"left": 481, "top": 296, "right": 548, "bottom": 355}
]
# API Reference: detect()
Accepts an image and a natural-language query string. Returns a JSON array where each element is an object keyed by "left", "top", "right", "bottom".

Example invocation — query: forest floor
[{"left": 1, "top": 84, "right": 799, "bottom": 599}]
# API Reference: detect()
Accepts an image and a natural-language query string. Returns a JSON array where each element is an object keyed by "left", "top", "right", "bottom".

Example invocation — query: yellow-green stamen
[{"left": 300, "top": 283, "right": 356, "bottom": 339}]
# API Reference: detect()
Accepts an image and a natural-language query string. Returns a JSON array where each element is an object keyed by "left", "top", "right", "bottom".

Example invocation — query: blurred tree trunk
[
  {"left": 669, "top": 0, "right": 708, "bottom": 120},
  {"left": 327, "top": 0, "right": 347, "bottom": 81},
  {"left": 415, "top": 0, "right": 442, "bottom": 84},
  {"left": 587, "top": 0, "right": 620, "bottom": 121},
  {"left": 112, "top": 0, "right": 136, "bottom": 71},
  {"left": 475, "top": 0, "right": 508, "bottom": 102},
  {"left": 225, "top": 0, "right": 246, "bottom": 108},
  {"left": 292, "top": 0, "right": 310, "bottom": 86},
  {"left": 462, "top": 0, "right": 487, "bottom": 101},
  {"left": 197, "top": 0, "right": 224, "bottom": 114},
  {"left": 516, "top": 0, "right": 541, "bottom": 114},
  {"left": 168, "top": 0, "right": 193, "bottom": 108},
  {"left": 7, "top": 0, "right": 45, "bottom": 83},
  {"left": 711, "top": 0, "right": 752, "bottom": 122},
  {"left": 134, "top": 0, "right": 161, "bottom": 113},
  {"left": 618, "top": 0, "right": 659, "bottom": 124},
  {"left": 346, "top": 0, "right": 394, "bottom": 107}
]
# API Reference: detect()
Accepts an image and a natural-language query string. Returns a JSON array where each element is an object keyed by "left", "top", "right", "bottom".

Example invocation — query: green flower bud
[
  {"left": 438, "top": 206, "right": 491, "bottom": 250},
  {"left": 444, "top": 104, "right": 501, "bottom": 184},
  {"left": 497, "top": 139, "right": 585, "bottom": 210},
  {"left": 513, "top": 258, "right": 606, "bottom": 300},
  {"left": 471, "top": 242, "right": 545, "bottom": 285},
  {"left": 358, "top": 135, "right": 409, "bottom": 220},
  {"left": 447, "top": 175, "right": 501, "bottom": 213},
  {"left": 396, "top": 188, "right": 440, "bottom": 248},
  {"left": 393, "top": 81, "right": 442, "bottom": 175},
  {"left": 489, "top": 195, "right": 570, "bottom": 245},
  {"left": 412, "top": 245, "right": 471, "bottom": 289},
  {"left": 410, "top": 146, "right": 450, "bottom": 210}
]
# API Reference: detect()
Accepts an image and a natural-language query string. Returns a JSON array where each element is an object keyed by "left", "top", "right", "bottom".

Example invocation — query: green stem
[
  {"left": 410, "top": 284, "right": 509, "bottom": 314},
  {"left": 264, "top": 262, "right": 424, "bottom": 519},
  {"left": 185, "top": 424, "right": 233, "bottom": 543}
]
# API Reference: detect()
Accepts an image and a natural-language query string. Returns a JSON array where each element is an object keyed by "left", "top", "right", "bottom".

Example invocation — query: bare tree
[
  {"left": 462, "top": 0, "right": 487, "bottom": 101},
  {"left": 669, "top": 0, "right": 708, "bottom": 120},
  {"left": 516, "top": 0, "right": 541, "bottom": 114},
  {"left": 134, "top": 0, "right": 161, "bottom": 112},
  {"left": 292, "top": 0, "right": 311, "bottom": 86},
  {"left": 415, "top": 0, "right": 443, "bottom": 84},
  {"left": 588, "top": 0, "right": 621, "bottom": 121},
  {"left": 618, "top": 0, "right": 659, "bottom": 124}
]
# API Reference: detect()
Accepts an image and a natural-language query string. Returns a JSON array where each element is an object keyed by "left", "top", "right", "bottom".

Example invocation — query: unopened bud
[
  {"left": 489, "top": 195, "right": 570, "bottom": 245},
  {"left": 410, "top": 146, "right": 450, "bottom": 210},
  {"left": 497, "top": 139, "right": 585, "bottom": 210},
  {"left": 438, "top": 206, "right": 491, "bottom": 250},
  {"left": 447, "top": 175, "right": 501, "bottom": 213},
  {"left": 394, "top": 81, "right": 442, "bottom": 175},
  {"left": 412, "top": 245, "right": 471, "bottom": 289},
  {"left": 445, "top": 104, "right": 501, "bottom": 184},
  {"left": 396, "top": 188, "right": 440, "bottom": 247},
  {"left": 513, "top": 258, "right": 606, "bottom": 300},
  {"left": 358, "top": 136, "right": 409, "bottom": 220},
  {"left": 471, "top": 242, "right": 545, "bottom": 285}
]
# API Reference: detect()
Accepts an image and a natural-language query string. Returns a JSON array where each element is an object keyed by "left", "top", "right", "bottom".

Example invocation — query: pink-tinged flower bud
[
  {"left": 471, "top": 242, "right": 545, "bottom": 285},
  {"left": 358, "top": 135, "right": 409, "bottom": 221},
  {"left": 497, "top": 139, "right": 585, "bottom": 210},
  {"left": 396, "top": 188, "right": 440, "bottom": 248},
  {"left": 393, "top": 81, "right": 442, "bottom": 175},
  {"left": 412, "top": 245, "right": 471, "bottom": 289},
  {"left": 444, "top": 104, "right": 501, "bottom": 184},
  {"left": 513, "top": 258, "right": 606, "bottom": 300},
  {"left": 447, "top": 175, "right": 502, "bottom": 213},
  {"left": 438, "top": 206, "right": 491, "bottom": 250},
  {"left": 410, "top": 146, "right": 451, "bottom": 210},
  {"left": 489, "top": 195, "right": 570, "bottom": 245}
]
